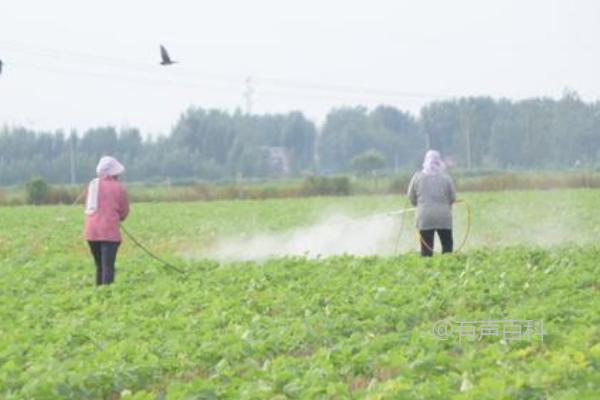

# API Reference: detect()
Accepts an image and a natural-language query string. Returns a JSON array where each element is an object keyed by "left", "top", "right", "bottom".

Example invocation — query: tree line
[{"left": 1, "top": 90, "right": 599, "bottom": 186}]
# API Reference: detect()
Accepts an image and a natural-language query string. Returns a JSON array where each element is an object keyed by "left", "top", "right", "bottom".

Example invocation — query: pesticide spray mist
[
  {"left": 205, "top": 213, "right": 415, "bottom": 261},
  {"left": 184, "top": 190, "right": 597, "bottom": 262}
]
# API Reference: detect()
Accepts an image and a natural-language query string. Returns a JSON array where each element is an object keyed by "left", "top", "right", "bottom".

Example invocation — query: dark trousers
[
  {"left": 88, "top": 241, "right": 120, "bottom": 285},
  {"left": 419, "top": 229, "right": 453, "bottom": 257}
]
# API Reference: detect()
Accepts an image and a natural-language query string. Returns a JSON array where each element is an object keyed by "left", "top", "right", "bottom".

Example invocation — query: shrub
[
  {"left": 301, "top": 176, "right": 352, "bottom": 196},
  {"left": 388, "top": 174, "right": 412, "bottom": 194},
  {"left": 351, "top": 149, "right": 387, "bottom": 177},
  {"left": 47, "top": 186, "right": 84, "bottom": 204},
  {"left": 25, "top": 177, "right": 49, "bottom": 205}
]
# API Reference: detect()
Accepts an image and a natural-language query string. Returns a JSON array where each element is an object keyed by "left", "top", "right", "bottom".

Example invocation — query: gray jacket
[{"left": 407, "top": 171, "right": 456, "bottom": 230}]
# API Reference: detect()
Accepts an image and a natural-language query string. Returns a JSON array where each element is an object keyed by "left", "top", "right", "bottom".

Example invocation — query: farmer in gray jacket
[{"left": 407, "top": 150, "right": 456, "bottom": 256}]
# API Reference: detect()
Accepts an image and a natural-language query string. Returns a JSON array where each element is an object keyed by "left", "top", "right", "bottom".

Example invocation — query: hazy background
[{"left": 1, "top": 0, "right": 598, "bottom": 134}]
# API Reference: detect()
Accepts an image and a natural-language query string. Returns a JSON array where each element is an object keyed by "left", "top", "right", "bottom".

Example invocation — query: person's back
[
  {"left": 85, "top": 177, "right": 129, "bottom": 242},
  {"left": 408, "top": 171, "right": 455, "bottom": 230}
]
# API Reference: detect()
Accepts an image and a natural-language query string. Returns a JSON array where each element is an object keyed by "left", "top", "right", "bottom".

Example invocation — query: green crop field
[{"left": 1, "top": 189, "right": 599, "bottom": 399}]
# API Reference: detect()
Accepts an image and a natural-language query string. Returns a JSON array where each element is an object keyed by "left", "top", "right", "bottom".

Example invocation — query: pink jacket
[{"left": 84, "top": 177, "right": 129, "bottom": 242}]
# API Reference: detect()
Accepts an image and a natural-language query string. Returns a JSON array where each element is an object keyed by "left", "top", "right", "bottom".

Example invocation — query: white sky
[{"left": 0, "top": 0, "right": 598, "bottom": 135}]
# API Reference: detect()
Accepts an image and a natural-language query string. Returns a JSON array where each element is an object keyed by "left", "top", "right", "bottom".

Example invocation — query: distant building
[{"left": 264, "top": 146, "right": 291, "bottom": 175}]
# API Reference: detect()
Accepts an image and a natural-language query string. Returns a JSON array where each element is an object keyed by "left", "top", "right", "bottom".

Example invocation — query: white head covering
[
  {"left": 96, "top": 156, "right": 125, "bottom": 177},
  {"left": 422, "top": 150, "right": 446, "bottom": 175},
  {"left": 85, "top": 156, "right": 125, "bottom": 214}
]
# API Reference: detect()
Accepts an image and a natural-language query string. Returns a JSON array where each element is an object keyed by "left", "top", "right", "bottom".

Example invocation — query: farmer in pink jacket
[{"left": 84, "top": 156, "right": 129, "bottom": 285}]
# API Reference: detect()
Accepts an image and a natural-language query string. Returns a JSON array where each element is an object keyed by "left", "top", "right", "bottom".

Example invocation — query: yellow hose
[
  {"left": 415, "top": 200, "right": 472, "bottom": 254},
  {"left": 455, "top": 200, "right": 472, "bottom": 252}
]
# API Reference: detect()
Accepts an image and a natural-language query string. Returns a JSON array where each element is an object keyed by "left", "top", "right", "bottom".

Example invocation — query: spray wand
[{"left": 386, "top": 207, "right": 417, "bottom": 216}]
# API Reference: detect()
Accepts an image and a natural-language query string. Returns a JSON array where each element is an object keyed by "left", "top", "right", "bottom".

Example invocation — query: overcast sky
[{"left": 0, "top": 0, "right": 598, "bottom": 135}]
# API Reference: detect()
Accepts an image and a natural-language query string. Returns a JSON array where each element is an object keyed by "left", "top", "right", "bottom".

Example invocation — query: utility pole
[
  {"left": 244, "top": 76, "right": 254, "bottom": 114},
  {"left": 461, "top": 106, "right": 473, "bottom": 171},
  {"left": 423, "top": 122, "right": 431, "bottom": 149},
  {"left": 69, "top": 129, "right": 76, "bottom": 185}
]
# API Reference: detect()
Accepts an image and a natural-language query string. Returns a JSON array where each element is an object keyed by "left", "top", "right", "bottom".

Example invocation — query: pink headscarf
[
  {"left": 422, "top": 150, "right": 446, "bottom": 175},
  {"left": 96, "top": 156, "right": 125, "bottom": 177}
]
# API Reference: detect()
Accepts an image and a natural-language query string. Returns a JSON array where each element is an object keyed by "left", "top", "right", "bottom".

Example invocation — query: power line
[
  {"left": 0, "top": 40, "right": 239, "bottom": 81},
  {"left": 255, "top": 76, "right": 455, "bottom": 100},
  {"left": 1, "top": 39, "right": 460, "bottom": 102},
  {"left": 13, "top": 61, "right": 437, "bottom": 110},
  {"left": 15, "top": 62, "right": 243, "bottom": 93}
]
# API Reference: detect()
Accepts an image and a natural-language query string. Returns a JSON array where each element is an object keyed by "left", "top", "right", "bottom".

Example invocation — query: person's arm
[
  {"left": 119, "top": 186, "right": 130, "bottom": 221},
  {"left": 407, "top": 173, "right": 419, "bottom": 206}
]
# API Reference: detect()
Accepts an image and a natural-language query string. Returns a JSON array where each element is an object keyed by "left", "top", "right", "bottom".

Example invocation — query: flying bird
[{"left": 159, "top": 45, "right": 177, "bottom": 65}]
